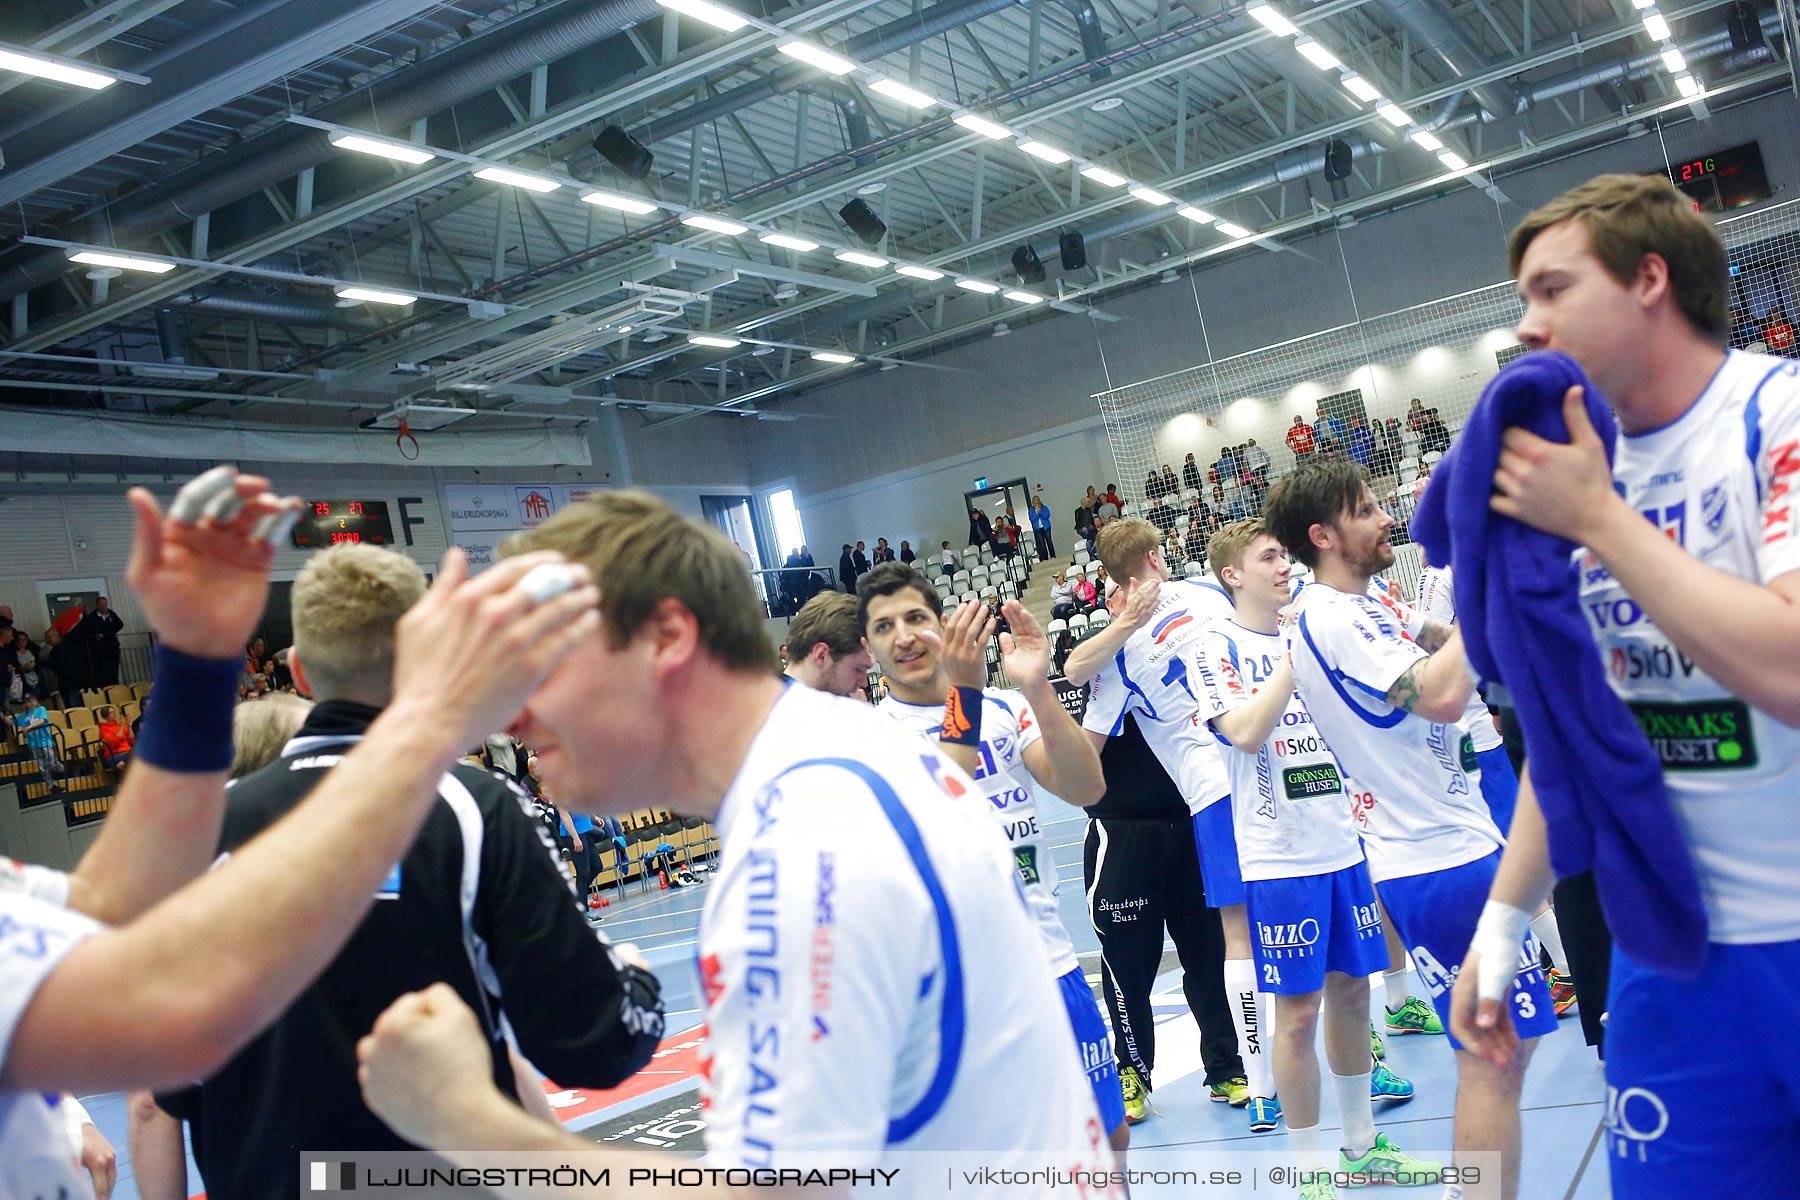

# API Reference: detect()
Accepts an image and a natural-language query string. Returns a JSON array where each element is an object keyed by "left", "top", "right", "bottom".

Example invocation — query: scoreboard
[{"left": 290, "top": 500, "right": 396, "bottom": 547}]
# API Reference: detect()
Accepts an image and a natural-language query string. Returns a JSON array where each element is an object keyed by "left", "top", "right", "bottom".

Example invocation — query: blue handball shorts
[
  {"left": 1244, "top": 861, "right": 1390, "bottom": 994},
  {"left": 1605, "top": 938, "right": 1800, "bottom": 1199},
  {"left": 1474, "top": 745, "right": 1519, "bottom": 834},
  {"left": 1058, "top": 967, "right": 1127, "bottom": 1132},
  {"left": 1191, "top": 800, "right": 1247, "bottom": 909},
  {"left": 1376, "top": 850, "right": 1558, "bottom": 1050}
]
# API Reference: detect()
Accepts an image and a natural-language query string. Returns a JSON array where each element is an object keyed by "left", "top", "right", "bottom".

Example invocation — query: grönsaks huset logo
[{"left": 309, "top": 1161, "right": 357, "bottom": 1191}]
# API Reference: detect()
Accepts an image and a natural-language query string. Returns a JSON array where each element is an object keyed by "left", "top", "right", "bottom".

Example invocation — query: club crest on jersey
[{"left": 1701, "top": 484, "right": 1729, "bottom": 535}]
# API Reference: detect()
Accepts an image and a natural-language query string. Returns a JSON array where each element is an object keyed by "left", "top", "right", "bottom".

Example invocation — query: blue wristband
[
  {"left": 135, "top": 645, "right": 242, "bottom": 773},
  {"left": 940, "top": 685, "right": 984, "bottom": 747}
]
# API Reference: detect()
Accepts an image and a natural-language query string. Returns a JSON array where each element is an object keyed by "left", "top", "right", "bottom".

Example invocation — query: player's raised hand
[
  {"left": 358, "top": 983, "right": 498, "bottom": 1148},
  {"left": 998, "top": 600, "right": 1050, "bottom": 683},
  {"left": 1117, "top": 575, "right": 1162, "bottom": 629},
  {"left": 922, "top": 599, "right": 994, "bottom": 690},
  {"left": 124, "top": 466, "right": 303, "bottom": 657}
]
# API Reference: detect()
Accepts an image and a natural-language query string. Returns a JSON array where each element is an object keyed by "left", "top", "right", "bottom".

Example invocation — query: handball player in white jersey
[
  {"left": 1061, "top": 516, "right": 1274, "bottom": 1121},
  {"left": 1188, "top": 520, "right": 1432, "bottom": 1200},
  {"left": 1262, "top": 458, "right": 1557, "bottom": 1200},
  {"left": 853, "top": 562, "right": 1124, "bottom": 1151},
  {"left": 355, "top": 492, "right": 1117, "bottom": 1197},
  {"left": 1449, "top": 174, "right": 1800, "bottom": 1200}
]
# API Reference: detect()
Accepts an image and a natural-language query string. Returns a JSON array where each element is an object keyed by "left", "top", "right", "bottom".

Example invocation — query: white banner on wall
[{"left": 443, "top": 483, "right": 608, "bottom": 569}]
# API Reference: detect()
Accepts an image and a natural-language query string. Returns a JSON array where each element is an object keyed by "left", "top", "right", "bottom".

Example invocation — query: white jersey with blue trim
[
  {"left": 1581, "top": 349, "right": 1800, "bottom": 943},
  {"left": 698, "top": 684, "right": 1110, "bottom": 1183},
  {"left": 878, "top": 690, "right": 1077, "bottom": 979},
  {"left": 1, "top": 887, "right": 100, "bottom": 1199},
  {"left": 1414, "top": 565, "right": 1503, "bottom": 753},
  {"left": 1288, "top": 581, "right": 1501, "bottom": 883},
  {"left": 1189, "top": 622, "right": 1365, "bottom": 881},
  {"left": 1080, "top": 577, "right": 1235, "bottom": 813}
]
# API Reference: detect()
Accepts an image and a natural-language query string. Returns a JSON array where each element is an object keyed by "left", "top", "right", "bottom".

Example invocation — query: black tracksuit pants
[{"left": 1084, "top": 813, "right": 1243, "bottom": 1089}]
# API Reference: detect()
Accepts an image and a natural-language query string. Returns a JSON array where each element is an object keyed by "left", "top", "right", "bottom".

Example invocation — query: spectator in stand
[
  {"left": 1159, "top": 465, "right": 1180, "bottom": 497},
  {"left": 1377, "top": 418, "right": 1405, "bottom": 480},
  {"left": 1183, "top": 453, "right": 1203, "bottom": 493},
  {"left": 968, "top": 508, "right": 994, "bottom": 549},
  {"left": 1765, "top": 307, "right": 1796, "bottom": 355},
  {"left": 1103, "top": 483, "right": 1124, "bottom": 510},
  {"left": 1072, "top": 570, "right": 1099, "bottom": 613},
  {"left": 1074, "top": 500, "right": 1098, "bottom": 555},
  {"left": 1210, "top": 482, "right": 1229, "bottom": 515},
  {"left": 78, "top": 596, "right": 125, "bottom": 687},
  {"left": 898, "top": 540, "right": 916, "bottom": 564},
  {"left": 1314, "top": 405, "right": 1346, "bottom": 452},
  {"left": 11, "top": 631, "right": 48, "bottom": 701},
  {"left": 1213, "top": 447, "right": 1236, "bottom": 487},
  {"left": 1242, "top": 438, "right": 1272, "bottom": 483},
  {"left": 1406, "top": 397, "right": 1427, "bottom": 433},
  {"left": 1729, "top": 306, "right": 1756, "bottom": 349},
  {"left": 939, "top": 541, "right": 957, "bottom": 579},
  {"left": 1083, "top": 485, "right": 1101, "bottom": 512},
  {"left": 1050, "top": 575, "right": 1077, "bottom": 621},
  {"left": 40, "top": 628, "right": 82, "bottom": 707},
  {"left": 1147, "top": 495, "right": 1176, "bottom": 534},
  {"left": 228, "top": 693, "right": 315, "bottom": 781},
  {"left": 1417, "top": 406, "right": 1452, "bottom": 456},
  {"left": 1184, "top": 520, "right": 1208, "bottom": 564},
  {"left": 837, "top": 544, "right": 856, "bottom": 593},
  {"left": 96, "top": 705, "right": 134, "bottom": 773},
  {"left": 1096, "top": 488, "right": 1122, "bottom": 523},
  {"left": 0, "top": 630, "right": 18, "bottom": 703},
  {"left": 15, "top": 698, "right": 64, "bottom": 795},
  {"left": 851, "top": 541, "right": 872, "bottom": 577},
  {"left": 871, "top": 538, "right": 896, "bottom": 565},
  {"left": 1348, "top": 417, "right": 1374, "bottom": 468},
  {"left": 1028, "top": 494, "right": 1055, "bottom": 561},
  {"left": 1286, "top": 414, "right": 1316, "bottom": 461}
]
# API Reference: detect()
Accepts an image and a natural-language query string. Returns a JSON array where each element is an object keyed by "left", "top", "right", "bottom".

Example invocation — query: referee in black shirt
[
  {"left": 1085, "top": 709, "right": 1243, "bottom": 1121},
  {"left": 157, "top": 544, "right": 663, "bottom": 1197}
]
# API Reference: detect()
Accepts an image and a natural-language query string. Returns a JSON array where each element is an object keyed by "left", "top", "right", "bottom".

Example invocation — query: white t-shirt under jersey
[
  {"left": 1081, "top": 578, "right": 1236, "bottom": 813},
  {"left": 1189, "top": 622, "right": 1365, "bottom": 881},
  {"left": 699, "top": 685, "right": 1111, "bottom": 1187},
  {"left": 1415, "top": 565, "right": 1503, "bottom": 754},
  {"left": 1, "top": 864, "right": 99, "bottom": 1200},
  {"left": 1581, "top": 349, "right": 1800, "bottom": 943},
  {"left": 1288, "top": 581, "right": 1501, "bottom": 883},
  {"left": 878, "top": 689, "right": 1078, "bottom": 979}
]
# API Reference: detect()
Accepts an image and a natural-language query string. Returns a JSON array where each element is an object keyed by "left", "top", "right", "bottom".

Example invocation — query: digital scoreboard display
[
  {"left": 1664, "top": 142, "right": 1771, "bottom": 212},
  {"left": 291, "top": 500, "right": 396, "bottom": 547}
]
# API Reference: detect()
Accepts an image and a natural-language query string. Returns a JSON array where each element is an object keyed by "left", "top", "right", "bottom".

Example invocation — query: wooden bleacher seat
[
  {"left": 104, "top": 685, "right": 134, "bottom": 708},
  {"left": 64, "top": 708, "right": 95, "bottom": 731},
  {"left": 80, "top": 689, "right": 106, "bottom": 709},
  {"left": 128, "top": 682, "right": 151, "bottom": 702}
]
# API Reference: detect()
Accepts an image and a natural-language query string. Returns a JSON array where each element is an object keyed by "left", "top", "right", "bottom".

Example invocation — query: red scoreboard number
[{"left": 291, "top": 500, "right": 395, "bottom": 548}]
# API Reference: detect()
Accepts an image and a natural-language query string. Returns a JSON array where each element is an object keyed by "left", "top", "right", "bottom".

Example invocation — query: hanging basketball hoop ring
[{"left": 395, "top": 416, "right": 421, "bottom": 461}]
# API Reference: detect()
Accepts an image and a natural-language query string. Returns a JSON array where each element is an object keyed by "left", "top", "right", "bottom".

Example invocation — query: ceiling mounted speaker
[
  {"left": 838, "top": 198, "right": 888, "bottom": 246},
  {"left": 593, "top": 125, "right": 654, "bottom": 179},
  {"left": 1011, "top": 244, "right": 1046, "bottom": 284},
  {"left": 1059, "top": 230, "right": 1088, "bottom": 271},
  {"left": 1322, "top": 137, "right": 1353, "bottom": 202}
]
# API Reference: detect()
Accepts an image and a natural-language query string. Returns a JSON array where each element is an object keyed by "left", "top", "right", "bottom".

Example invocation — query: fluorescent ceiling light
[
  {"left": 1410, "top": 130, "right": 1444, "bottom": 151},
  {"left": 335, "top": 286, "right": 417, "bottom": 305},
  {"left": 655, "top": 0, "right": 749, "bottom": 30},
  {"left": 1631, "top": 0, "right": 1655, "bottom": 7},
  {"left": 955, "top": 278, "right": 1001, "bottom": 294},
  {"left": 1642, "top": 11, "right": 1670, "bottom": 39},
  {"left": 953, "top": 112, "right": 1013, "bottom": 139},
  {"left": 1129, "top": 186, "right": 1175, "bottom": 206},
  {"left": 66, "top": 249, "right": 176, "bottom": 274},
  {"left": 328, "top": 132, "right": 435, "bottom": 165},
  {"left": 1675, "top": 73, "right": 1701, "bottom": 97},
  {"left": 896, "top": 264, "right": 946, "bottom": 280},
  {"left": 681, "top": 212, "right": 749, "bottom": 235},
  {"left": 1246, "top": 3, "right": 1298, "bottom": 36},
  {"left": 1018, "top": 139, "right": 1072, "bottom": 164},
  {"left": 1217, "top": 222, "right": 1252, "bottom": 238},
  {"left": 689, "top": 334, "right": 742, "bottom": 349},
  {"left": 1080, "top": 165, "right": 1128, "bottom": 187},
  {"left": 1376, "top": 102, "right": 1411, "bottom": 127},
  {"left": 1294, "top": 39, "right": 1340, "bottom": 70},
  {"left": 869, "top": 78, "right": 938, "bottom": 108},
  {"left": 473, "top": 165, "right": 562, "bottom": 192},
  {"left": 582, "top": 189, "right": 658, "bottom": 214},
  {"left": 1003, "top": 290, "right": 1046, "bottom": 304},
  {"left": 1178, "top": 206, "right": 1217, "bottom": 224},
  {"left": 1341, "top": 75, "right": 1382, "bottom": 103},
  {"left": 1661, "top": 47, "right": 1686, "bottom": 72},
  {"left": 1438, "top": 151, "right": 1469, "bottom": 170},
  {"left": 0, "top": 46, "right": 117, "bottom": 90},
  {"left": 834, "top": 250, "right": 888, "bottom": 268},
  {"left": 760, "top": 233, "right": 820, "bottom": 252},
  {"left": 778, "top": 41, "right": 857, "bottom": 75},
  {"left": 812, "top": 350, "right": 856, "bottom": 363}
]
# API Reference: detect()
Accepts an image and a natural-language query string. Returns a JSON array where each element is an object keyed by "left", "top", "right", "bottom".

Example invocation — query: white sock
[
  {"left": 1223, "top": 958, "right": 1272, "bottom": 1097},
  {"left": 1289, "top": 1122, "right": 1335, "bottom": 1178},
  {"left": 1384, "top": 967, "right": 1410, "bottom": 1015},
  {"left": 1532, "top": 908, "right": 1570, "bottom": 976},
  {"left": 1331, "top": 1069, "right": 1376, "bottom": 1158}
]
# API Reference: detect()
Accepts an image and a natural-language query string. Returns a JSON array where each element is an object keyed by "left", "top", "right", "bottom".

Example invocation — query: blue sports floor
[{"left": 81, "top": 789, "right": 1611, "bottom": 1198}]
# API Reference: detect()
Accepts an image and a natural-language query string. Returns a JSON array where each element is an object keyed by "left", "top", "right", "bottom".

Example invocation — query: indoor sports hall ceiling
[{"left": 0, "top": 0, "right": 1790, "bottom": 433}]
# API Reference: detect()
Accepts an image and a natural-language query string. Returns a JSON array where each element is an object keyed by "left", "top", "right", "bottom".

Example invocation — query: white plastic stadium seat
[
  {"left": 1047, "top": 618, "right": 1069, "bottom": 636},
  {"left": 1064, "top": 564, "right": 1083, "bottom": 580},
  {"left": 952, "top": 572, "right": 972, "bottom": 589},
  {"left": 1183, "top": 489, "right": 1199, "bottom": 501},
  {"left": 1072, "top": 546, "right": 1091, "bottom": 564},
  {"left": 960, "top": 591, "right": 978, "bottom": 604},
  {"left": 1089, "top": 610, "right": 1111, "bottom": 630},
  {"left": 1184, "top": 561, "right": 1204, "bottom": 579},
  {"left": 961, "top": 546, "right": 980, "bottom": 563},
  {"left": 1084, "top": 562, "right": 1102, "bottom": 579},
  {"left": 980, "top": 586, "right": 998, "bottom": 599},
  {"left": 1068, "top": 613, "right": 1091, "bottom": 635},
  {"left": 998, "top": 581, "right": 1017, "bottom": 601}
]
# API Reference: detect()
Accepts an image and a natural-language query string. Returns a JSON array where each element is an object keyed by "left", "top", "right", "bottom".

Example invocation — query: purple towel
[{"left": 1412, "top": 350, "right": 1708, "bottom": 980}]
